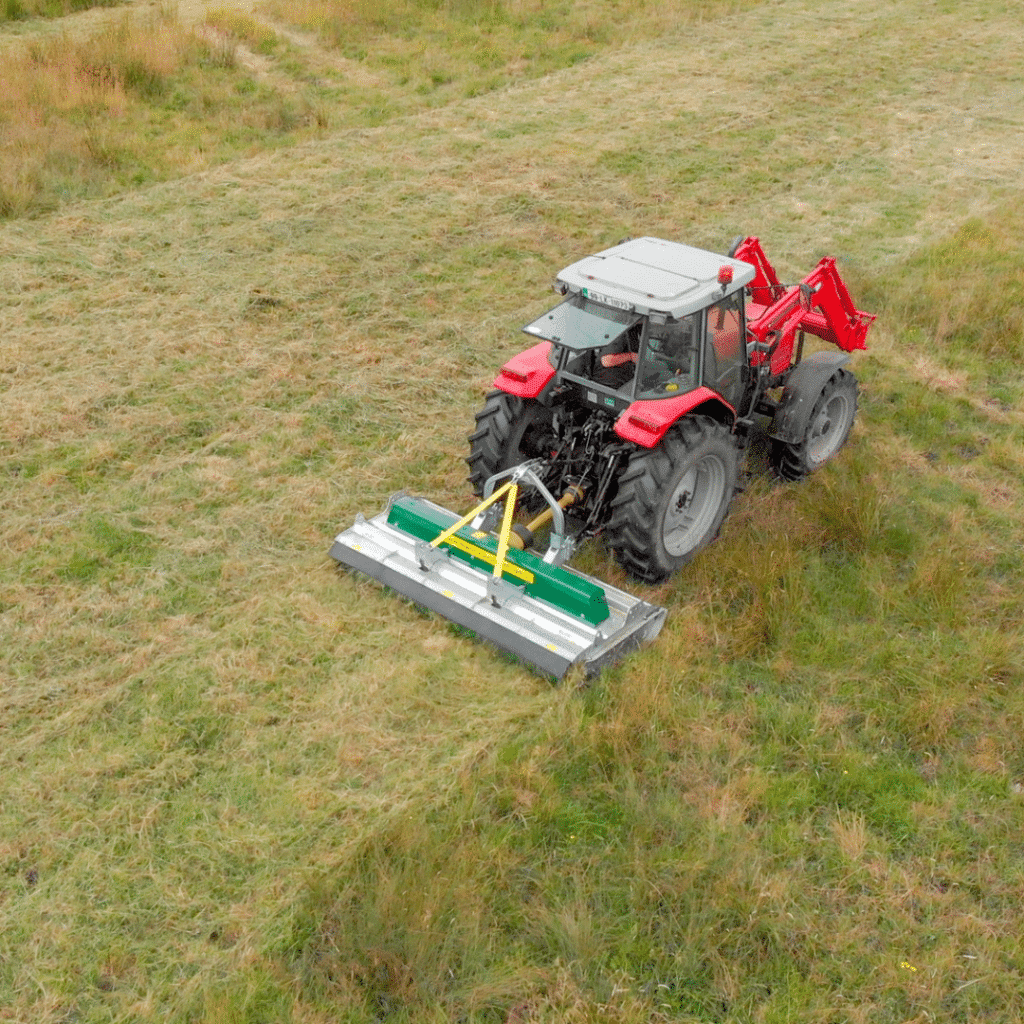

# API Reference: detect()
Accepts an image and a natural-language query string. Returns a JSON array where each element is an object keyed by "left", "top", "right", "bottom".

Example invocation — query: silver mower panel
[{"left": 330, "top": 495, "right": 666, "bottom": 680}]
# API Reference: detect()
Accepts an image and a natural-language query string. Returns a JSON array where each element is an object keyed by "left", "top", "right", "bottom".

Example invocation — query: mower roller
[{"left": 331, "top": 235, "right": 874, "bottom": 677}]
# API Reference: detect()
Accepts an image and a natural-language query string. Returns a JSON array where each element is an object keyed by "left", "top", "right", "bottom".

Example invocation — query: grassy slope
[
  {"left": 0, "top": 0, "right": 759, "bottom": 220},
  {"left": 2, "top": 0, "right": 1024, "bottom": 1021}
]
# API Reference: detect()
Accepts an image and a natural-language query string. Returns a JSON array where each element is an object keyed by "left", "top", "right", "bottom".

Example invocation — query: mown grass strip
[{"left": 1, "top": 0, "right": 763, "bottom": 221}]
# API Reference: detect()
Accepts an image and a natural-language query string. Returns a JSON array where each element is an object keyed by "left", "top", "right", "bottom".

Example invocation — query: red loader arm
[
  {"left": 731, "top": 235, "right": 786, "bottom": 306},
  {"left": 735, "top": 237, "right": 876, "bottom": 378}
]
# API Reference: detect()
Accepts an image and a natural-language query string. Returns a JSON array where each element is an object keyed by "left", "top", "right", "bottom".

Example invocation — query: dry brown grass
[{"left": 0, "top": 12, "right": 196, "bottom": 213}]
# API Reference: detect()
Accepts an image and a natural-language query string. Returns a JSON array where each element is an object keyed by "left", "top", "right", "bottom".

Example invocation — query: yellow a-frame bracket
[{"left": 429, "top": 480, "right": 521, "bottom": 582}]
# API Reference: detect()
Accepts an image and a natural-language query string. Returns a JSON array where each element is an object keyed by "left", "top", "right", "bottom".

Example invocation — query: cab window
[{"left": 637, "top": 313, "right": 700, "bottom": 398}]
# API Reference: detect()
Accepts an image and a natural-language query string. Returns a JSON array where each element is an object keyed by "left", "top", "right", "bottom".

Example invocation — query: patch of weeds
[
  {"left": 120, "top": 58, "right": 167, "bottom": 100},
  {"left": 900, "top": 541, "right": 975, "bottom": 629},
  {"left": 288, "top": 816, "right": 510, "bottom": 1019},
  {"left": 196, "top": 34, "right": 238, "bottom": 70},
  {"left": 801, "top": 453, "right": 890, "bottom": 557},
  {"left": 205, "top": 8, "right": 280, "bottom": 56},
  {"left": 59, "top": 516, "right": 155, "bottom": 583}
]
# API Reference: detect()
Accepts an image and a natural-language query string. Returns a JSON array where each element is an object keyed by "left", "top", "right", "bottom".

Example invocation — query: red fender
[
  {"left": 493, "top": 342, "right": 556, "bottom": 399},
  {"left": 615, "top": 388, "right": 736, "bottom": 448}
]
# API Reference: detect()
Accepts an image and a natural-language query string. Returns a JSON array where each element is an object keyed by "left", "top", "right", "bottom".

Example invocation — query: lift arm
[{"left": 734, "top": 238, "right": 876, "bottom": 378}]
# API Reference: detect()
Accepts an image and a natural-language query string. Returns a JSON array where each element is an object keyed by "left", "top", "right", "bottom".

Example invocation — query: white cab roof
[{"left": 556, "top": 236, "right": 755, "bottom": 318}]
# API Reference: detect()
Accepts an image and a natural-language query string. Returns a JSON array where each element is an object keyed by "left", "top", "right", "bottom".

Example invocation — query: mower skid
[{"left": 330, "top": 495, "right": 666, "bottom": 680}]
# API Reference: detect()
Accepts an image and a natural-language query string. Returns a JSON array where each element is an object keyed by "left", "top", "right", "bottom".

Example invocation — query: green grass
[
  {"left": 0, "top": 0, "right": 121, "bottom": 22},
  {"left": 3, "top": 0, "right": 1024, "bottom": 1020},
  {"left": 0, "top": 9, "right": 333, "bottom": 218},
  {"left": 0, "top": 0, "right": 761, "bottom": 220}
]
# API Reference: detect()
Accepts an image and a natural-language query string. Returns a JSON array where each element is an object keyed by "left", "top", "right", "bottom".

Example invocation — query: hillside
[{"left": 2, "top": 0, "right": 1024, "bottom": 1021}]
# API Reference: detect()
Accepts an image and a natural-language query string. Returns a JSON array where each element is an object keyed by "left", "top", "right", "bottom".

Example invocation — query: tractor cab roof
[{"left": 556, "top": 236, "right": 755, "bottom": 319}]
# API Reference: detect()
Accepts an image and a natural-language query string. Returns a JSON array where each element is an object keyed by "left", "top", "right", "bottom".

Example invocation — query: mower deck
[{"left": 330, "top": 494, "right": 666, "bottom": 679}]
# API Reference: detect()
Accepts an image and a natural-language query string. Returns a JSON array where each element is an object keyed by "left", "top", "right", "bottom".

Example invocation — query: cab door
[{"left": 703, "top": 292, "right": 745, "bottom": 408}]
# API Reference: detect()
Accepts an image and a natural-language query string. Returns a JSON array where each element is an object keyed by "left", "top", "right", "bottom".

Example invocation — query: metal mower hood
[{"left": 330, "top": 493, "right": 666, "bottom": 680}]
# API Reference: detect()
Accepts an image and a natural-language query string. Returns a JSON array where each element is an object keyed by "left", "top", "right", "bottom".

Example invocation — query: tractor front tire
[
  {"left": 466, "top": 390, "right": 556, "bottom": 497},
  {"left": 607, "top": 416, "right": 739, "bottom": 584},
  {"left": 772, "top": 369, "right": 858, "bottom": 482}
]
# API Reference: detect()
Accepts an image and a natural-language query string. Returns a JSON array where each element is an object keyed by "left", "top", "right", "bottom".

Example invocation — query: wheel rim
[
  {"left": 806, "top": 391, "right": 854, "bottom": 464},
  {"left": 662, "top": 454, "right": 728, "bottom": 557}
]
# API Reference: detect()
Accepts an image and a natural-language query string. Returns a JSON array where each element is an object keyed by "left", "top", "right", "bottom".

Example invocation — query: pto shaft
[{"left": 508, "top": 485, "right": 584, "bottom": 550}]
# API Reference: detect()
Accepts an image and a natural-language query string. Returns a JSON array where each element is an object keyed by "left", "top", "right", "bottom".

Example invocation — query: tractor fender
[
  {"left": 493, "top": 341, "right": 556, "bottom": 399},
  {"left": 615, "top": 388, "right": 736, "bottom": 448},
  {"left": 770, "top": 350, "right": 851, "bottom": 444}
]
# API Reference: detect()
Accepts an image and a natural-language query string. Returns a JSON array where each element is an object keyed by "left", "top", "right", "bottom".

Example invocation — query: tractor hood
[{"left": 557, "top": 236, "right": 755, "bottom": 319}]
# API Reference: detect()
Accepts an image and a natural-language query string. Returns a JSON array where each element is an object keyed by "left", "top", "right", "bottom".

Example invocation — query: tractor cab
[
  {"left": 635, "top": 291, "right": 745, "bottom": 409},
  {"left": 520, "top": 237, "right": 754, "bottom": 417}
]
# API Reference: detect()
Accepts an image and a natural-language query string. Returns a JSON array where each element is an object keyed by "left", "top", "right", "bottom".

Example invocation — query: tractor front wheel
[
  {"left": 772, "top": 369, "right": 858, "bottom": 482},
  {"left": 466, "top": 390, "right": 557, "bottom": 497},
  {"left": 607, "top": 416, "right": 739, "bottom": 583}
]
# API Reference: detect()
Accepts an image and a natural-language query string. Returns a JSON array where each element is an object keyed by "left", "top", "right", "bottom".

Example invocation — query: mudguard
[
  {"left": 493, "top": 342, "right": 556, "bottom": 399},
  {"left": 614, "top": 387, "right": 736, "bottom": 447},
  {"left": 770, "top": 351, "right": 850, "bottom": 444}
]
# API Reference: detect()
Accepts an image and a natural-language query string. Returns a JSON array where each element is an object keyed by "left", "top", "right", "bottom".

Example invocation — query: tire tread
[
  {"left": 606, "top": 416, "right": 738, "bottom": 583},
  {"left": 772, "top": 369, "right": 858, "bottom": 482}
]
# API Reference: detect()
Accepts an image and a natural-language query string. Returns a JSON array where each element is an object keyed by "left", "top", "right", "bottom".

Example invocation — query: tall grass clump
[
  {"left": 0, "top": 15, "right": 188, "bottom": 215},
  {"left": 0, "top": 10, "right": 327, "bottom": 218},
  {"left": 869, "top": 207, "right": 1024, "bottom": 364},
  {"left": 0, "top": 0, "right": 121, "bottom": 22},
  {"left": 204, "top": 7, "right": 281, "bottom": 56},
  {"left": 280, "top": 667, "right": 1024, "bottom": 1023}
]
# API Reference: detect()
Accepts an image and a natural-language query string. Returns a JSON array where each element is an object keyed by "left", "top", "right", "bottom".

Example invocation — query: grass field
[{"left": 2, "top": 0, "right": 1024, "bottom": 1021}]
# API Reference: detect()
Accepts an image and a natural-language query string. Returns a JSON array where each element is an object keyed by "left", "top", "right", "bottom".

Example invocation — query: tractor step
[{"left": 330, "top": 494, "right": 666, "bottom": 679}]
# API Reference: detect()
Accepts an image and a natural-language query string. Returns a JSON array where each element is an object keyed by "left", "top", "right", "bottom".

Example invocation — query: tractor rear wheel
[
  {"left": 607, "top": 416, "right": 739, "bottom": 583},
  {"left": 772, "top": 369, "right": 858, "bottom": 481},
  {"left": 466, "top": 390, "right": 557, "bottom": 497}
]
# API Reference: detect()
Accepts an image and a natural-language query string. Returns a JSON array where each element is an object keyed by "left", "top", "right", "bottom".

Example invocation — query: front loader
[{"left": 331, "top": 236, "right": 875, "bottom": 677}]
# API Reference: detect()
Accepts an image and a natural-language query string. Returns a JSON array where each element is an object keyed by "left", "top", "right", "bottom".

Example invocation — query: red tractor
[
  {"left": 467, "top": 235, "right": 875, "bottom": 582},
  {"left": 332, "top": 236, "right": 874, "bottom": 678}
]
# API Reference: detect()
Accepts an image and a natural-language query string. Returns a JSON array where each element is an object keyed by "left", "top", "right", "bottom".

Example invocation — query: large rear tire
[
  {"left": 772, "top": 369, "right": 858, "bottom": 482},
  {"left": 606, "top": 416, "right": 739, "bottom": 583},
  {"left": 466, "top": 390, "right": 557, "bottom": 497}
]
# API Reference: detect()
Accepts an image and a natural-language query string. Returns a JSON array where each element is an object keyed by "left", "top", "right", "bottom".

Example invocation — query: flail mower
[{"left": 331, "top": 236, "right": 875, "bottom": 678}]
